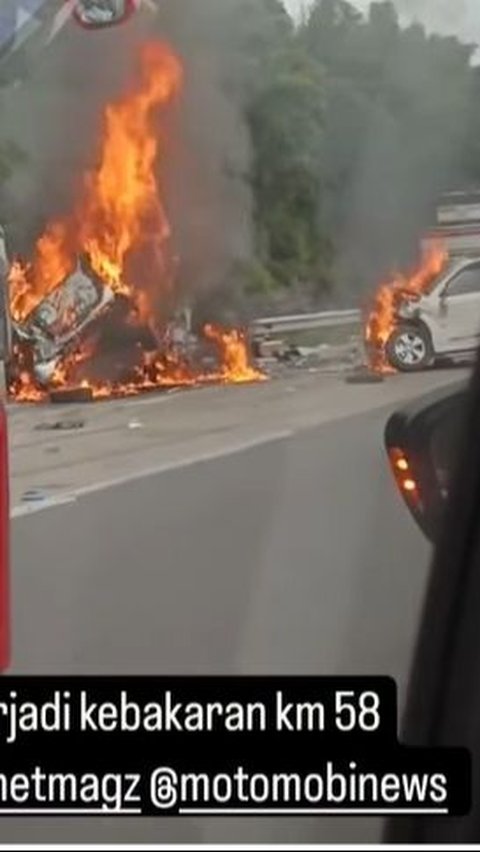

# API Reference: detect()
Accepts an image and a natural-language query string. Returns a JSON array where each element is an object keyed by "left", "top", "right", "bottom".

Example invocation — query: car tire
[{"left": 386, "top": 323, "right": 434, "bottom": 372}]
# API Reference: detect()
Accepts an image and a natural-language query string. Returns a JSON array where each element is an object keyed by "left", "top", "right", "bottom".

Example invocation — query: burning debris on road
[{"left": 7, "top": 41, "right": 265, "bottom": 404}]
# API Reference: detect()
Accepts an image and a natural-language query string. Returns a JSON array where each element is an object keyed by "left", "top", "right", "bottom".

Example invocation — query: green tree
[
  {"left": 248, "top": 47, "right": 331, "bottom": 291},
  {"left": 296, "top": 0, "right": 480, "bottom": 298},
  {"left": 302, "top": 0, "right": 363, "bottom": 68}
]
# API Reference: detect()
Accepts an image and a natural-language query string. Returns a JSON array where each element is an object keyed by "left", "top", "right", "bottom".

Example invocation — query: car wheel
[{"left": 386, "top": 324, "right": 433, "bottom": 372}]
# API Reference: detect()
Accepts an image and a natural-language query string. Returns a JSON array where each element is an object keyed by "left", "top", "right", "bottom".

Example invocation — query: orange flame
[
  {"left": 34, "top": 222, "right": 74, "bottom": 297},
  {"left": 9, "top": 41, "right": 183, "bottom": 322},
  {"left": 8, "top": 323, "right": 265, "bottom": 403},
  {"left": 204, "top": 325, "right": 267, "bottom": 384},
  {"left": 9, "top": 260, "right": 33, "bottom": 323},
  {"left": 7, "top": 41, "right": 266, "bottom": 403},
  {"left": 80, "top": 41, "right": 182, "bottom": 293},
  {"left": 366, "top": 243, "right": 448, "bottom": 371}
]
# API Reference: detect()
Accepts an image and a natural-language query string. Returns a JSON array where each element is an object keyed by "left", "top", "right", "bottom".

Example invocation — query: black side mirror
[
  {"left": 385, "top": 384, "right": 468, "bottom": 542},
  {"left": 73, "top": 0, "right": 136, "bottom": 29}
]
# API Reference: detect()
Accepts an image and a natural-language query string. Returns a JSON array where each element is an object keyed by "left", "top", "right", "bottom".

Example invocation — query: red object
[
  {"left": 0, "top": 404, "right": 10, "bottom": 672},
  {"left": 72, "top": 0, "right": 137, "bottom": 30}
]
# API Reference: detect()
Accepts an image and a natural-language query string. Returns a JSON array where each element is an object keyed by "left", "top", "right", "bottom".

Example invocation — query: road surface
[{"left": 2, "top": 367, "right": 468, "bottom": 843}]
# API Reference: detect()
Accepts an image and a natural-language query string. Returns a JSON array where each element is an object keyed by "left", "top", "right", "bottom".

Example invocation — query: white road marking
[{"left": 11, "top": 430, "right": 293, "bottom": 519}]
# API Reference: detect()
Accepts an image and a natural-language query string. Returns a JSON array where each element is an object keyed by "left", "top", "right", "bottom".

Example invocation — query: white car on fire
[{"left": 386, "top": 256, "right": 480, "bottom": 371}]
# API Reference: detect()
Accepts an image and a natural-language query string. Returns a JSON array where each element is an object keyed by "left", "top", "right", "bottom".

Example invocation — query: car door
[{"left": 440, "top": 262, "right": 480, "bottom": 351}]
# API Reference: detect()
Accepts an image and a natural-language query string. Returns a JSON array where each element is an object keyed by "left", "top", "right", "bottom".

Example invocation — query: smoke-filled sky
[{"left": 285, "top": 0, "right": 480, "bottom": 45}]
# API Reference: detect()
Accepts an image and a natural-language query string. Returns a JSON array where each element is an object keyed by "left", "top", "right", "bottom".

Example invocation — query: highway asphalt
[{"left": 2, "top": 367, "right": 468, "bottom": 843}]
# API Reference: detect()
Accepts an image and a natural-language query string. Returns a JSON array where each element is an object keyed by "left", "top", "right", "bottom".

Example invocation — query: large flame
[
  {"left": 80, "top": 41, "right": 181, "bottom": 294},
  {"left": 8, "top": 41, "right": 264, "bottom": 401},
  {"left": 10, "top": 41, "right": 182, "bottom": 320},
  {"left": 366, "top": 243, "right": 448, "bottom": 371}
]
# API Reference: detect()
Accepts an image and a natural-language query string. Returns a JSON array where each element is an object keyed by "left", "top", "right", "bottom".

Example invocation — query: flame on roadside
[{"left": 204, "top": 325, "right": 267, "bottom": 384}]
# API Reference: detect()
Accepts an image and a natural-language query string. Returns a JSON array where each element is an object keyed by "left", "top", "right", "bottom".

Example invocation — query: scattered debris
[
  {"left": 49, "top": 387, "right": 94, "bottom": 404},
  {"left": 278, "top": 345, "right": 304, "bottom": 365},
  {"left": 21, "top": 489, "right": 48, "bottom": 503},
  {"left": 253, "top": 338, "right": 286, "bottom": 359},
  {"left": 266, "top": 340, "right": 362, "bottom": 372},
  {"left": 345, "top": 367, "right": 385, "bottom": 385},
  {"left": 35, "top": 419, "right": 85, "bottom": 432}
]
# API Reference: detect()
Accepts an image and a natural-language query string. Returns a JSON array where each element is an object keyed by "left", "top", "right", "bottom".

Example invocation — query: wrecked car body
[{"left": 12, "top": 260, "right": 115, "bottom": 386}]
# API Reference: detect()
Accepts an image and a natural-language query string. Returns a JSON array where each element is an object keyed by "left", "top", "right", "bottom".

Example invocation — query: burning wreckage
[
  {"left": 365, "top": 243, "right": 449, "bottom": 374},
  {"left": 11, "top": 259, "right": 115, "bottom": 389},
  {"left": 7, "top": 42, "right": 265, "bottom": 404},
  {"left": 365, "top": 191, "right": 480, "bottom": 373},
  {"left": 9, "top": 255, "right": 264, "bottom": 402}
]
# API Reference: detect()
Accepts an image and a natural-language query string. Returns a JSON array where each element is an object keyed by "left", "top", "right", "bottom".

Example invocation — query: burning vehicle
[
  {"left": 11, "top": 258, "right": 115, "bottom": 386},
  {"left": 367, "top": 192, "right": 480, "bottom": 372},
  {"left": 366, "top": 244, "right": 449, "bottom": 372},
  {"left": 7, "top": 41, "right": 265, "bottom": 402}
]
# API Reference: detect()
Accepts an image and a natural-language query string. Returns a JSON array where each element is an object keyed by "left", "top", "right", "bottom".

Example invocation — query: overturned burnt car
[{"left": 11, "top": 258, "right": 115, "bottom": 386}]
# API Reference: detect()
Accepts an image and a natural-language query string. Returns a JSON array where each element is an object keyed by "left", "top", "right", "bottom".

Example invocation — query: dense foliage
[
  {"left": 2, "top": 0, "right": 480, "bottom": 308},
  {"left": 237, "top": 0, "right": 480, "bottom": 303}
]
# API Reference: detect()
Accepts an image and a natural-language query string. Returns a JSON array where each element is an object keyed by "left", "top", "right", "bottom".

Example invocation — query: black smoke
[{"left": 0, "top": 0, "right": 252, "bottom": 317}]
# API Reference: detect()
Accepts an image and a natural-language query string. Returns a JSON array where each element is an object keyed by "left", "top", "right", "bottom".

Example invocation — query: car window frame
[{"left": 445, "top": 263, "right": 480, "bottom": 297}]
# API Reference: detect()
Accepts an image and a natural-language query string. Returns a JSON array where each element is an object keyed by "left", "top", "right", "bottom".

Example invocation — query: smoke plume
[
  {"left": 388, "top": 0, "right": 480, "bottom": 43},
  {"left": 0, "top": 0, "right": 252, "bottom": 318},
  {"left": 331, "top": 0, "right": 480, "bottom": 304}
]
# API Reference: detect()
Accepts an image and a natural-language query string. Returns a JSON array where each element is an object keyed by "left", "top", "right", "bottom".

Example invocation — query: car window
[{"left": 447, "top": 266, "right": 480, "bottom": 296}]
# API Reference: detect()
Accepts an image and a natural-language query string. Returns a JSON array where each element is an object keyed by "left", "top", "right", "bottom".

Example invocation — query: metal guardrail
[{"left": 250, "top": 309, "right": 362, "bottom": 336}]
